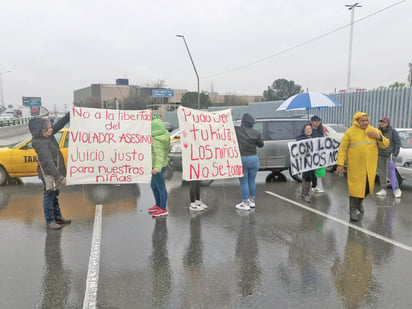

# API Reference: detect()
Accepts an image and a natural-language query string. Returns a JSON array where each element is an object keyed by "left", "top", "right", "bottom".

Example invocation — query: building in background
[{"left": 73, "top": 79, "right": 260, "bottom": 120}]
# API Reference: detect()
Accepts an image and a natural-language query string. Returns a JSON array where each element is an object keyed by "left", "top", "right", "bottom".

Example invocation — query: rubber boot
[
  {"left": 302, "top": 181, "right": 311, "bottom": 203},
  {"left": 357, "top": 198, "right": 364, "bottom": 214},
  {"left": 349, "top": 197, "right": 358, "bottom": 222}
]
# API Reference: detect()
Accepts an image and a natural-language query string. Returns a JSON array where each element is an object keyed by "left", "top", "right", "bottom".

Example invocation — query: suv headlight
[{"left": 170, "top": 142, "right": 182, "bottom": 153}]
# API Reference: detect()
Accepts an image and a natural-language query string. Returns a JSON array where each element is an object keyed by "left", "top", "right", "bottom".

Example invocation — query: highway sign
[
  {"left": 22, "top": 96, "right": 41, "bottom": 107},
  {"left": 152, "top": 89, "right": 174, "bottom": 97}
]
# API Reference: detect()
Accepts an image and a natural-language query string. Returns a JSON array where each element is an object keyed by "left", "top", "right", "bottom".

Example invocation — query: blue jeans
[
  {"left": 43, "top": 189, "right": 62, "bottom": 224},
  {"left": 239, "top": 155, "right": 259, "bottom": 202},
  {"left": 151, "top": 167, "right": 168, "bottom": 210}
]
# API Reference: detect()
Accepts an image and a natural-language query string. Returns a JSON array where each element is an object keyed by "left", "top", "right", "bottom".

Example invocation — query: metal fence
[{"left": 312, "top": 88, "right": 412, "bottom": 128}]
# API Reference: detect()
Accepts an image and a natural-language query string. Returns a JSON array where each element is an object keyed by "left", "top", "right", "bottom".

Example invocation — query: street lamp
[
  {"left": 176, "top": 34, "right": 200, "bottom": 110},
  {"left": 345, "top": 3, "right": 361, "bottom": 90},
  {"left": 0, "top": 70, "right": 11, "bottom": 109}
]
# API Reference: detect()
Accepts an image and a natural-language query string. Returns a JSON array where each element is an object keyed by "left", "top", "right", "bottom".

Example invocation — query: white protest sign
[
  {"left": 66, "top": 107, "right": 152, "bottom": 184},
  {"left": 177, "top": 106, "right": 243, "bottom": 181},
  {"left": 288, "top": 137, "right": 340, "bottom": 175}
]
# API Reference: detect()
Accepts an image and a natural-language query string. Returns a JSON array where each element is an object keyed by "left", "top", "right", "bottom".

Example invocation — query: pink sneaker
[
  {"left": 148, "top": 205, "right": 160, "bottom": 213},
  {"left": 152, "top": 208, "right": 168, "bottom": 217}
]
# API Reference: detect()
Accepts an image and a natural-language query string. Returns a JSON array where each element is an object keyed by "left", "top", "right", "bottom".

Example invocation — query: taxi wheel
[{"left": 0, "top": 166, "right": 9, "bottom": 186}]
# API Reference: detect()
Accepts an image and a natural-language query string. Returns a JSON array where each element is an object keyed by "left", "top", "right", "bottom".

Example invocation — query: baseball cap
[
  {"left": 379, "top": 117, "right": 390, "bottom": 124},
  {"left": 310, "top": 115, "right": 321, "bottom": 121}
]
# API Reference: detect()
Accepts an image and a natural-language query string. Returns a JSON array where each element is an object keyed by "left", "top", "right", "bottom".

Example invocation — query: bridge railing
[{"left": 0, "top": 117, "right": 33, "bottom": 127}]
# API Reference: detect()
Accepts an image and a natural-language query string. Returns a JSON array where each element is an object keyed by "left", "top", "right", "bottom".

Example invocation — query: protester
[
  {"left": 376, "top": 117, "right": 402, "bottom": 198},
  {"left": 148, "top": 115, "right": 171, "bottom": 217},
  {"left": 296, "top": 123, "right": 314, "bottom": 203},
  {"left": 234, "top": 113, "right": 264, "bottom": 211},
  {"left": 29, "top": 112, "right": 71, "bottom": 230},
  {"left": 336, "top": 112, "right": 389, "bottom": 221},
  {"left": 310, "top": 115, "right": 326, "bottom": 193}
]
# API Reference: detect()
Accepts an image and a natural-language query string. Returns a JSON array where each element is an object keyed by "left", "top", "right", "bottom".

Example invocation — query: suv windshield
[{"left": 265, "top": 120, "right": 306, "bottom": 140}]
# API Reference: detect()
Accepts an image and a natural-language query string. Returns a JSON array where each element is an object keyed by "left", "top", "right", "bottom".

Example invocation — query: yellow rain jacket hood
[{"left": 337, "top": 112, "right": 390, "bottom": 198}]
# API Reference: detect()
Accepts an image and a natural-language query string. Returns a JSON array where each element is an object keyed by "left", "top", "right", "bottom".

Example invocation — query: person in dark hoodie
[
  {"left": 296, "top": 123, "right": 314, "bottom": 203},
  {"left": 376, "top": 117, "right": 402, "bottom": 198},
  {"left": 29, "top": 112, "right": 70, "bottom": 230},
  {"left": 234, "top": 113, "right": 264, "bottom": 211}
]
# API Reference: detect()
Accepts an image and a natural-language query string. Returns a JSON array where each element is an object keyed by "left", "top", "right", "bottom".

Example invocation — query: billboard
[{"left": 22, "top": 97, "right": 41, "bottom": 107}]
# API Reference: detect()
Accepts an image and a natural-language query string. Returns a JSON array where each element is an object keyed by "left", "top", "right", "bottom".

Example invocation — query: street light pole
[
  {"left": 345, "top": 3, "right": 361, "bottom": 91},
  {"left": 176, "top": 34, "right": 200, "bottom": 110},
  {"left": 0, "top": 70, "right": 11, "bottom": 109}
]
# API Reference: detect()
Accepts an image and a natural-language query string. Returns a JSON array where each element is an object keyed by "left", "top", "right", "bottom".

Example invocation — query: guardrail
[
  {"left": 0, "top": 117, "right": 32, "bottom": 127},
  {"left": 0, "top": 107, "right": 50, "bottom": 128}
]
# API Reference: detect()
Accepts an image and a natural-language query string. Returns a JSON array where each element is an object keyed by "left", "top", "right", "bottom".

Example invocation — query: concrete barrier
[{"left": 0, "top": 124, "right": 30, "bottom": 142}]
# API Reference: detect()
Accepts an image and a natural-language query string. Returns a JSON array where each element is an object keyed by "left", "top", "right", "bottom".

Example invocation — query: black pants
[
  {"left": 303, "top": 170, "right": 315, "bottom": 182},
  {"left": 190, "top": 180, "right": 201, "bottom": 203}
]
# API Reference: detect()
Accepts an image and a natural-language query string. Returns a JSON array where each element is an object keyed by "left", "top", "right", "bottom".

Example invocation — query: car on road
[
  {"left": 394, "top": 128, "right": 412, "bottom": 183},
  {"left": 0, "top": 129, "right": 69, "bottom": 186},
  {"left": 323, "top": 123, "right": 347, "bottom": 142},
  {"left": 0, "top": 113, "right": 15, "bottom": 121},
  {"left": 395, "top": 128, "right": 412, "bottom": 167},
  {"left": 169, "top": 128, "right": 181, "bottom": 143}
]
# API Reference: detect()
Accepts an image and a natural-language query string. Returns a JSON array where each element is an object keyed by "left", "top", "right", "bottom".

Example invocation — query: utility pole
[
  {"left": 0, "top": 70, "right": 11, "bottom": 109},
  {"left": 176, "top": 34, "right": 200, "bottom": 110},
  {"left": 345, "top": 3, "right": 361, "bottom": 91}
]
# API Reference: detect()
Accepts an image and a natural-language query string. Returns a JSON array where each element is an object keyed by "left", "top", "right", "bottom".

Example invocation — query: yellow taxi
[{"left": 0, "top": 129, "right": 69, "bottom": 185}]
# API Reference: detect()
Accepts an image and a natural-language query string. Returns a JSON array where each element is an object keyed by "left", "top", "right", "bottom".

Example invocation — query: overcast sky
[{"left": 0, "top": 0, "right": 411, "bottom": 111}]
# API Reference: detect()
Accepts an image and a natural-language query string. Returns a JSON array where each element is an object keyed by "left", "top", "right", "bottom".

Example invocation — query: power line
[{"left": 203, "top": 0, "right": 407, "bottom": 80}]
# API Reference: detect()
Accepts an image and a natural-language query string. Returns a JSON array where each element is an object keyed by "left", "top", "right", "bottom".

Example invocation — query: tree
[
  {"left": 181, "top": 91, "right": 211, "bottom": 109},
  {"left": 224, "top": 95, "right": 248, "bottom": 106},
  {"left": 263, "top": 78, "right": 302, "bottom": 101},
  {"left": 388, "top": 82, "right": 406, "bottom": 88}
]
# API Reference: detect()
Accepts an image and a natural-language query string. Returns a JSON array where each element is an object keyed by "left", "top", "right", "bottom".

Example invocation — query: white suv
[{"left": 395, "top": 128, "right": 412, "bottom": 181}]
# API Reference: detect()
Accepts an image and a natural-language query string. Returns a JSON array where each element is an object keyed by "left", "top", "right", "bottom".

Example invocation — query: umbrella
[
  {"left": 389, "top": 155, "right": 397, "bottom": 192},
  {"left": 276, "top": 92, "right": 342, "bottom": 119}
]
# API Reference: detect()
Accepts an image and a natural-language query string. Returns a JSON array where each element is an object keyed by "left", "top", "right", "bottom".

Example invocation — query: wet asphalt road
[{"left": 1, "top": 171, "right": 412, "bottom": 308}]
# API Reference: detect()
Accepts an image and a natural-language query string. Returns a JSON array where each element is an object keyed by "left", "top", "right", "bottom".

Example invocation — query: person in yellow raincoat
[{"left": 336, "top": 112, "right": 389, "bottom": 221}]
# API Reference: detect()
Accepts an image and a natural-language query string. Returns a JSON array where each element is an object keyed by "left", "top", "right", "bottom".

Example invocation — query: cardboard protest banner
[
  {"left": 289, "top": 137, "right": 340, "bottom": 175},
  {"left": 177, "top": 106, "right": 243, "bottom": 181},
  {"left": 66, "top": 107, "right": 152, "bottom": 184}
]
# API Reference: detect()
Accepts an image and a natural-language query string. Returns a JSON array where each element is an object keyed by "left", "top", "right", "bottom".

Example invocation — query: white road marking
[
  {"left": 83, "top": 204, "right": 103, "bottom": 309},
  {"left": 265, "top": 191, "right": 412, "bottom": 253}
]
